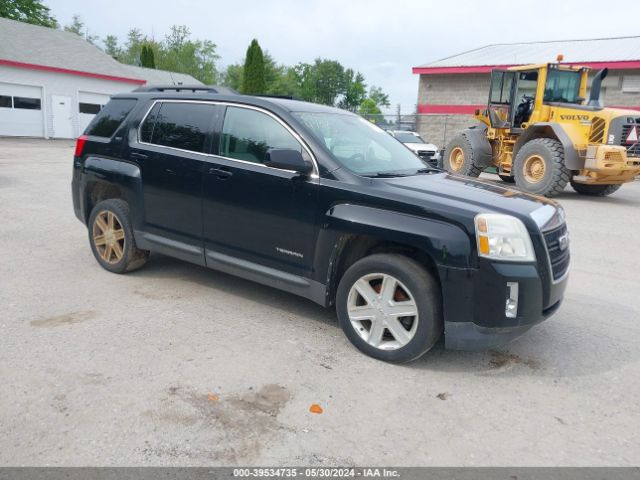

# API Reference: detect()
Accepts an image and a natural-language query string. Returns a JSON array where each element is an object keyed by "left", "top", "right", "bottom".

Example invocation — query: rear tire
[
  {"left": 88, "top": 199, "right": 149, "bottom": 274},
  {"left": 499, "top": 174, "right": 515, "bottom": 183},
  {"left": 336, "top": 254, "right": 442, "bottom": 363},
  {"left": 443, "top": 134, "right": 483, "bottom": 177},
  {"left": 570, "top": 181, "right": 622, "bottom": 197},
  {"left": 513, "top": 138, "right": 570, "bottom": 197}
]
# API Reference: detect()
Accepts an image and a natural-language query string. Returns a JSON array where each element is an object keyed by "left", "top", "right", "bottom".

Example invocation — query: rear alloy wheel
[
  {"left": 88, "top": 199, "right": 149, "bottom": 274},
  {"left": 336, "top": 254, "right": 442, "bottom": 363},
  {"left": 570, "top": 181, "right": 622, "bottom": 197},
  {"left": 513, "top": 138, "right": 570, "bottom": 197}
]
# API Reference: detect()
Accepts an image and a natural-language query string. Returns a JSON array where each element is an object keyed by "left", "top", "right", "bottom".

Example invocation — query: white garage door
[
  {"left": 0, "top": 82, "right": 44, "bottom": 137},
  {"left": 78, "top": 91, "right": 112, "bottom": 134}
]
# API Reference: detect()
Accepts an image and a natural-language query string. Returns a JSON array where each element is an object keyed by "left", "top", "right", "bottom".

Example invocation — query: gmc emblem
[{"left": 558, "top": 232, "right": 570, "bottom": 252}]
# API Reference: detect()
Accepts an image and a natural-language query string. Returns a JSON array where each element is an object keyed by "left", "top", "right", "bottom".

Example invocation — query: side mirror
[{"left": 265, "top": 148, "right": 313, "bottom": 175}]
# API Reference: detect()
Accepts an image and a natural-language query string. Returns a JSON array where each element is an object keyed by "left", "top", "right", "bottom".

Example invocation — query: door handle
[
  {"left": 208, "top": 167, "right": 233, "bottom": 179},
  {"left": 130, "top": 152, "right": 148, "bottom": 160}
]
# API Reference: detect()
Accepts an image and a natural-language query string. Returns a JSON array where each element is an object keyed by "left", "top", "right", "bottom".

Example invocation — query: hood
[
  {"left": 379, "top": 172, "right": 558, "bottom": 230},
  {"left": 405, "top": 142, "right": 438, "bottom": 152}
]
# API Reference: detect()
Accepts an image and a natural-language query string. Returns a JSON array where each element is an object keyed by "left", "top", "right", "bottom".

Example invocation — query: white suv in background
[{"left": 388, "top": 130, "right": 440, "bottom": 165}]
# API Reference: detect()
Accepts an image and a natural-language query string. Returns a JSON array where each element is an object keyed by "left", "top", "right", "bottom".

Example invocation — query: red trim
[
  {"left": 418, "top": 103, "right": 640, "bottom": 114},
  {"left": 413, "top": 60, "right": 640, "bottom": 75},
  {"left": 0, "top": 59, "right": 146, "bottom": 84},
  {"left": 418, "top": 104, "right": 484, "bottom": 114}
]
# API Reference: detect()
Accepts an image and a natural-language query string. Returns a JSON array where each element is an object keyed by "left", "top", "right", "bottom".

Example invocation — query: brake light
[{"left": 74, "top": 135, "right": 88, "bottom": 157}]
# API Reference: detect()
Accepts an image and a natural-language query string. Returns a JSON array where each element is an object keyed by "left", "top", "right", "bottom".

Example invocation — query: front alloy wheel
[
  {"left": 347, "top": 273, "right": 419, "bottom": 350},
  {"left": 336, "top": 253, "right": 442, "bottom": 363}
]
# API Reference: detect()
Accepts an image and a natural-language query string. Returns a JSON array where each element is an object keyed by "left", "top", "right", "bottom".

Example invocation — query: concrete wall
[
  {"left": 416, "top": 68, "right": 640, "bottom": 149},
  {"left": 0, "top": 65, "right": 139, "bottom": 138}
]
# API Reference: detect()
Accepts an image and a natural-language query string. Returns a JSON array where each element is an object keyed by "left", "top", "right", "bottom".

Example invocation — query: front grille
[{"left": 543, "top": 223, "right": 570, "bottom": 281}]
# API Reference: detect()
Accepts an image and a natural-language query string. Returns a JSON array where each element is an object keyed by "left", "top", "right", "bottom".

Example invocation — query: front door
[
  {"left": 202, "top": 105, "right": 319, "bottom": 278},
  {"left": 487, "top": 70, "right": 516, "bottom": 129},
  {"left": 127, "top": 100, "right": 219, "bottom": 264},
  {"left": 51, "top": 94, "right": 73, "bottom": 138}
]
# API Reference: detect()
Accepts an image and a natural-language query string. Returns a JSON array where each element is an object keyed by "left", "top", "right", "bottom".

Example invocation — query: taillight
[{"left": 74, "top": 135, "right": 88, "bottom": 157}]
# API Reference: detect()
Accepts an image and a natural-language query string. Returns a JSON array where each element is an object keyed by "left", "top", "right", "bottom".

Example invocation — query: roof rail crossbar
[{"left": 133, "top": 85, "right": 238, "bottom": 94}]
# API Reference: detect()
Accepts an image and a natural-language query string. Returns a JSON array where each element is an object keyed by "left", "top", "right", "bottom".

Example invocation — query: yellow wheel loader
[{"left": 443, "top": 63, "right": 640, "bottom": 197}]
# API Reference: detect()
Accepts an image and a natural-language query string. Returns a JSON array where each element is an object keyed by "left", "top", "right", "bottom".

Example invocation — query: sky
[{"left": 46, "top": 0, "right": 640, "bottom": 114}]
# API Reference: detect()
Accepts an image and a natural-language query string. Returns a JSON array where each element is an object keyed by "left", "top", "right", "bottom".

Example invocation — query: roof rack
[{"left": 133, "top": 85, "right": 238, "bottom": 95}]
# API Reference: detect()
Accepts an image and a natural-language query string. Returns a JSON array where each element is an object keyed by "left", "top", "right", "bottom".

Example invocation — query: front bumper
[
  {"left": 575, "top": 145, "right": 640, "bottom": 184},
  {"left": 439, "top": 260, "right": 568, "bottom": 350}
]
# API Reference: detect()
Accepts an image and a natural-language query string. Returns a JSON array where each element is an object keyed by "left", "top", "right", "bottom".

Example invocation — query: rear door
[
  {"left": 127, "top": 100, "right": 220, "bottom": 264},
  {"left": 202, "top": 104, "right": 319, "bottom": 277}
]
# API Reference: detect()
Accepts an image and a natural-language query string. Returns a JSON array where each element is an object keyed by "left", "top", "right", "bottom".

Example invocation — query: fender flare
[
  {"left": 457, "top": 126, "right": 493, "bottom": 167},
  {"left": 513, "top": 123, "right": 582, "bottom": 170},
  {"left": 315, "top": 203, "right": 474, "bottom": 305},
  {"left": 82, "top": 157, "right": 144, "bottom": 229}
]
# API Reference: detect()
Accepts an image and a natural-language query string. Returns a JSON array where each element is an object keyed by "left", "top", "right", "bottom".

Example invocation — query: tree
[
  {"left": 222, "top": 63, "right": 243, "bottom": 92},
  {"left": 158, "top": 25, "right": 218, "bottom": 84},
  {"left": 64, "top": 14, "right": 98, "bottom": 45},
  {"left": 369, "top": 86, "right": 390, "bottom": 109},
  {"left": 140, "top": 43, "right": 155, "bottom": 69},
  {"left": 339, "top": 69, "right": 367, "bottom": 112},
  {"left": 0, "top": 0, "right": 57, "bottom": 27},
  {"left": 103, "top": 35, "right": 121, "bottom": 59},
  {"left": 242, "top": 39, "right": 266, "bottom": 95},
  {"left": 359, "top": 98, "right": 384, "bottom": 124}
]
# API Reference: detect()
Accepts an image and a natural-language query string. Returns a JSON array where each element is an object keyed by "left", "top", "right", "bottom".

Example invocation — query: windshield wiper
[{"left": 361, "top": 171, "right": 413, "bottom": 178}]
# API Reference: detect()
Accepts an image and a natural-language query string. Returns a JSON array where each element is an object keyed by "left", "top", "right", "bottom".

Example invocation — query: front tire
[
  {"left": 88, "top": 199, "right": 149, "bottom": 274},
  {"left": 336, "top": 254, "right": 442, "bottom": 363},
  {"left": 570, "top": 181, "right": 622, "bottom": 196},
  {"left": 513, "top": 138, "right": 570, "bottom": 197},
  {"left": 443, "top": 134, "right": 482, "bottom": 177}
]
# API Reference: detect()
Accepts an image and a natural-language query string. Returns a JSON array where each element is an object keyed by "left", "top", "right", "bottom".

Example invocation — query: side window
[
  {"left": 140, "top": 103, "right": 161, "bottom": 144},
  {"left": 147, "top": 102, "right": 214, "bottom": 153},
  {"left": 489, "top": 71, "right": 515, "bottom": 105},
  {"left": 85, "top": 98, "right": 137, "bottom": 137},
  {"left": 220, "top": 106, "right": 302, "bottom": 164}
]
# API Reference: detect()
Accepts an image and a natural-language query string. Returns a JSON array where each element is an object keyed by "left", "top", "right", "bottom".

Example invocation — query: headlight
[{"left": 474, "top": 213, "right": 535, "bottom": 262}]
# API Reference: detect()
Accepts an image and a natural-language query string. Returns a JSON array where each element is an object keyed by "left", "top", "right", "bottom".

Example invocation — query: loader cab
[{"left": 487, "top": 69, "right": 539, "bottom": 131}]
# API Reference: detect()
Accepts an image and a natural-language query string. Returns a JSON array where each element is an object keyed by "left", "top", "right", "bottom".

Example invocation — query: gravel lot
[{"left": 1, "top": 138, "right": 639, "bottom": 466}]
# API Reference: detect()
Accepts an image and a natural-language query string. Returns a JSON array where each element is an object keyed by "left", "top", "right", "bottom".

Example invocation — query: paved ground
[{"left": 1, "top": 138, "right": 639, "bottom": 467}]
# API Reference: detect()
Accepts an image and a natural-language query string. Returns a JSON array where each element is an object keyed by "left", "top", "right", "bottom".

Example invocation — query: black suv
[{"left": 71, "top": 86, "right": 569, "bottom": 363}]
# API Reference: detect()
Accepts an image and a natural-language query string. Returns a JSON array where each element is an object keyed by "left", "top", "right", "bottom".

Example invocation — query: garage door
[
  {"left": 78, "top": 91, "right": 112, "bottom": 134},
  {"left": 0, "top": 82, "right": 44, "bottom": 137}
]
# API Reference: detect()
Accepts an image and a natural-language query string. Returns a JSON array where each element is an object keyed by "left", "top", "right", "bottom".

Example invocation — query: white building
[{"left": 0, "top": 17, "right": 201, "bottom": 139}]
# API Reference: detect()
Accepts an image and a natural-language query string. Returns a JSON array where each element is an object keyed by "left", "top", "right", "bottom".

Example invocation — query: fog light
[{"left": 505, "top": 282, "right": 519, "bottom": 318}]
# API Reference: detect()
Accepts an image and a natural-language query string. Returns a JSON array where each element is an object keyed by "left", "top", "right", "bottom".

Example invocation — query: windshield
[
  {"left": 293, "top": 113, "right": 425, "bottom": 175},
  {"left": 393, "top": 132, "right": 425, "bottom": 144},
  {"left": 544, "top": 69, "right": 582, "bottom": 104}
]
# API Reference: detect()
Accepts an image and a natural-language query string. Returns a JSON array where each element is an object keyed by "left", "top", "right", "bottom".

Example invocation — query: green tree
[
  {"left": 0, "top": 0, "right": 57, "bottom": 27},
  {"left": 64, "top": 14, "right": 98, "bottom": 45},
  {"left": 222, "top": 63, "right": 243, "bottom": 91},
  {"left": 359, "top": 98, "right": 383, "bottom": 124},
  {"left": 368, "top": 86, "right": 390, "bottom": 109},
  {"left": 157, "top": 25, "right": 218, "bottom": 84},
  {"left": 242, "top": 39, "right": 266, "bottom": 94},
  {"left": 313, "top": 58, "right": 344, "bottom": 105},
  {"left": 339, "top": 69, "right": 367, "bottom": 111},
  {"left": 103, "top": 35, "right": 121, "bottom": 59},
  {"left": 140, "top": 43, "right": 155, "bottom": 68}
]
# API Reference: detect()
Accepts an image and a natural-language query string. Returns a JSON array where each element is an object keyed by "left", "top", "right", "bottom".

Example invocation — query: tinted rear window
[
  {"left": 85, "top": 98, "right": 136, "bottom": 137},
  {"left": 140, "top": 102, "right": 214, "bottom": 153}
]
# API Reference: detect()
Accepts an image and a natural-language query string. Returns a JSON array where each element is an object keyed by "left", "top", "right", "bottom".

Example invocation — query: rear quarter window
[{"left": 85, "top": 98, "right": 137, "bottom": 137}]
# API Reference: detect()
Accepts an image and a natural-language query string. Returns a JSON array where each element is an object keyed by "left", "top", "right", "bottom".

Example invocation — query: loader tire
[
  {"left": 513, "top": 138, "right": 570, "bottom": 197},
  {"left": 443, "top": 134, "right": 483, "bottom": 178},
  {"left": 570, "top": 181, "right": 622, "bottom": 197}
]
